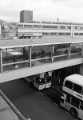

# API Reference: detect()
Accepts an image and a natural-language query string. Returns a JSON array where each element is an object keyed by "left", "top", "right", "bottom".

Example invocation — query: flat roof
[
  {"left": 0, "top": 36, "right": 83, "bottom": 49},
  {"left": 65, "top": 74, "right": 83, "bottom": 86}
]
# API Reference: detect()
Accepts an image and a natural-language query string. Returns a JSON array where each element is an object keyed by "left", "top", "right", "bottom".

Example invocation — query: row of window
[
  {"left": 19, "top": 32, "right": 83, "bottom": 36},
  {"left": 43, "top": 32, "right": 71, "bottom": 36},
  {"left": 64, "top": 81, "right": 82, "bottom": 93},
  {"left": 66, "top": 94, "right": 83, "bottom": 110},
  {"left": 18, "top": 24, "right": 83, "bottom": 30},
  {"left": 74, "top": 33, "right": 83, "bottom": 35}
]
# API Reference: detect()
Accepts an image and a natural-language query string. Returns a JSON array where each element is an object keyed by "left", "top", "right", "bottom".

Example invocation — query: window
[
  {"left": 79, "top": 33, "right": 83, "bottom": 35},
  {"left": 73, "top": 84, "right": 82, "bottom": 93},
  {"left": 24, "top": 25, "right": 32, "bottom": 28},
  {"left": 66, "top": 94, "right": 71, "bottom": 103},
  {"left": 80, "top": 27, "right": 83, "bottom": 30},
  {"left": 58, "top": 33, "right": 70, "bottom": 36},
  {"left": 33, "top": 25, "right": 41, "bottom": 28},
  {"left": 65, "top": 81, "right": 73, "bottom": 89},
  {"left": 18, "top": 25, "right": 23, "bottom": 28},
  {"left": 42, "top": 25, "right": 58, "bottom": 29},
  {"left": 71, "top": 96, "right": 80, "bottom": 108},
  {"left": 71, "top": 44, "right": 81, "bottom": 53},
  {"left": 31, "top": 45, "right": 52, "bottom": 59},
  {"left": 58, "top": 33, "right": 65, "bottom": 35},
  {"left": 60, "top": 26, "right": 66, "bottom": 29},
  {"left": 75, "top": 26, "right": 78, "bottom": 29},
  {"left": 65, "top": 33, "right": 71, "bottom": 35},
  {"left": 74, "top": 33, "right": 79, "bottom": 35},
  {"left": 67, "top": 26, "right": 71, "bottom": 29}
]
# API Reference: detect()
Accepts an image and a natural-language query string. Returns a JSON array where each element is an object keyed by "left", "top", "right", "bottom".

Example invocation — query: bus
[
  {"left": 60, "top": 74, "right": 83, "bottom": 119},
  {"left": 33, "top": 72, "right": 52, "bottom": 90}
]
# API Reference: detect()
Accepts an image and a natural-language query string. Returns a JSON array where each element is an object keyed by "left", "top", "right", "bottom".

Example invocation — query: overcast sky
[{"left": 0, "top": 0, "right": 83, "bottom": 23}]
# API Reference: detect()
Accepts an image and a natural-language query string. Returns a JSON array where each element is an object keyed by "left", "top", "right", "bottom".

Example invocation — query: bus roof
[{"left": 65, "top": 74, "right": 83, "bottom": 86}]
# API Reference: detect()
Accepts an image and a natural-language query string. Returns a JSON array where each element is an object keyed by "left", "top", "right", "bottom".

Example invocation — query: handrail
[
  {"left": 31, "top": 56, "right": 51, "bottom": 61},
  {"left": 3, "top": 60, "right": 29, "bottom": 66}
]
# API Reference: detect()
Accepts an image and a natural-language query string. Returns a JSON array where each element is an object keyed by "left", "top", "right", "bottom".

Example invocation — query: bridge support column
[
  {"left": 51, "top": 45, "right": 54, "bottom": 62},
  {"left": 67, "top": 44, "right": 71, "bottom": 58},
  {"left": 29, "top": 47, "right": 32, "bottom": 67},
  {"left": 0, "top": 49, "right": 3, "bottom": 72},
  {"left": 80, "top": 64, "right": 83, "bottom": 75},
  {"left": 80, "top": 45, "right": 83, "bottom": 75}
]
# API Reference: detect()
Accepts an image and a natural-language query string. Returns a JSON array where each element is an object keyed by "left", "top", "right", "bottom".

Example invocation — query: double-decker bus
[{"left": 60, "top": 74, "right": 83, "bottom": 119}]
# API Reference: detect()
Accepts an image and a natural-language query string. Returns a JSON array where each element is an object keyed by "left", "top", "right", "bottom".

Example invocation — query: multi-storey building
[
  {"left": 17, "top": 21, "right": 83, "bottom": 39},
  {"left": 20, "top": 10, "right": 33, "bottom": 23}
]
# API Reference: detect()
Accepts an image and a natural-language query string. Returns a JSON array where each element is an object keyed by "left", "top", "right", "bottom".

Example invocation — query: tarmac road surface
[{"left": 0, "top": 79, "right": 76, "bottom": 120}]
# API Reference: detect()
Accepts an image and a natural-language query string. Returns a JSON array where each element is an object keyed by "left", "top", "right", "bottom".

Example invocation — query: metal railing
[{"left": 1, "top": 51, "right": 82, "bottom": 72}]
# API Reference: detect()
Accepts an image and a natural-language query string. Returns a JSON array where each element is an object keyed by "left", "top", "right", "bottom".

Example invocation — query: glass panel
[
  {"left": 2, "top": 47, "right": 29, "bottom": 64},
  {"left": 66, "top": 94, "right": 71, "bottom": 103},
  {"left": 42, "top": 25, "right": 58, "bottom": 29},
  {"left": 65, "top": 81, "right": 73, "bottom": 89},
  {"left": 71, "top": 43, "right": 82, "bottom": 54},
  {"left": 3, "top": 61, "right": 30, "bottom": 72},
  {"left": 54, "top": 44, "right": 69, "bottom": 56},
  {"left": 67, "top": 26, "right": 71, "bottom": 29},
  {"left": 80, "top": 27, "right": 83, "bottom": 30},
  {"left": 31, "top": 58, "right": 52, "bottom": 67},
  {"left": 73, "top": 84, "right": 82, "bottom": 93},
  {"left": 71, "top": 96, "right": 80, "bottom": 108},
  {"left": 60, "top": 26, "right": 66, "bottom": 29},
  {"left": 31, "top": 45, "right": 52, "bottom": 59},
  {"left": 24, "top": 25, "right": 32, "bottom": 28}
]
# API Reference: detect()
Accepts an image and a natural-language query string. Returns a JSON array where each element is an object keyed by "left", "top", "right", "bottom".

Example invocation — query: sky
[{"left": 0, "top": 0, "right": 83, "bottom": 23}]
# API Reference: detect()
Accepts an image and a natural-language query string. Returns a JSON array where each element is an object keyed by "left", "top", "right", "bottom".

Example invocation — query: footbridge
[{"left": 0, "top": 36, "right": 83, "bottom": 83}]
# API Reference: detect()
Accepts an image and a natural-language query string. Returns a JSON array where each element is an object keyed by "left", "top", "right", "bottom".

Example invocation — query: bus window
[
  {"left": 65, "top": 81, "right": 73, "bottom": 89},
  {"left": 73, "top": 84, "right": 82, "bottom": 93},
  {"left": 66, "top": 94, "right": 71, "bottom": 103},
  {"left": 71, "top": 97, "right": 80, "bottom": 108}
]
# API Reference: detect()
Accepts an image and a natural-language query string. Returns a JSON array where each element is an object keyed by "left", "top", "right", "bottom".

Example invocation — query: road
[{"left": 0, "top": 79, "right": 75, "bottom": 120}]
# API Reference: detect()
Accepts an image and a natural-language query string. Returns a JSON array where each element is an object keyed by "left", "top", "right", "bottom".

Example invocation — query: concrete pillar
[
  {"left": 80, "top": 45, "right": 83, "bottom": 75},
  {"left": 52, "top": 45, "right": 54, "bottom": 62},
  {"left": 0, "top": 49, "right": 3, "bottom": 72},
  {"left": 81, "top": 45, "right": 83, "bottom": 57},
  {"left": 80, "top": 64, "right": 83, "bottom": 75},
  {"left": 67, "top": 44, "right": 71, "bottom": 58},
  {"left": 29, "top": 46, "right": 32, "bottom": 67}
]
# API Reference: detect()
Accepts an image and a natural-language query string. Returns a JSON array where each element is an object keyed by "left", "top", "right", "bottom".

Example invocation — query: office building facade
[{"left": 20, "top": 10, "right": 33, "bottom": 23}]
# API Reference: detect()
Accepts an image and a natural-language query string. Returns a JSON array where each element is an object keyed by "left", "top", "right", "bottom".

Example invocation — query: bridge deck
[{"left": 0, "top": 57, "right": 82, "bottom": 83}]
